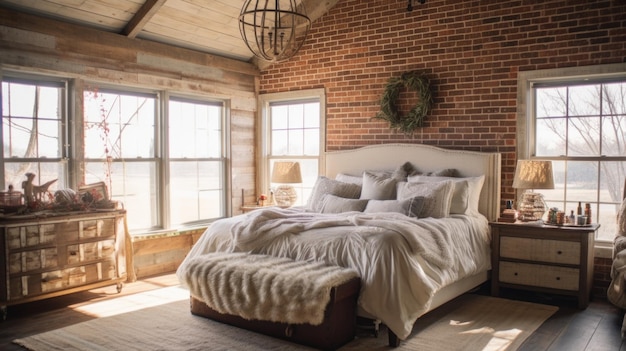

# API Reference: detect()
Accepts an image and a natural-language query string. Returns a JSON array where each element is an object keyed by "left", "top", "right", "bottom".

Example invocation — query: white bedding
[{"left": 176, "top": 207, "right": 491, "bottom": 340}]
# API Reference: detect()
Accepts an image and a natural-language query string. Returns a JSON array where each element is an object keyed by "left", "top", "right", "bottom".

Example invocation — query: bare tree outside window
[{"left": 534, "top": 82, "right": 626, "bottom": 241}]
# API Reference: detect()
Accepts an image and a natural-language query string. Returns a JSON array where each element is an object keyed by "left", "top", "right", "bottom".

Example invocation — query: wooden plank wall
[{"left": 0, "top": 7, "right": 259, "bottom": 277}]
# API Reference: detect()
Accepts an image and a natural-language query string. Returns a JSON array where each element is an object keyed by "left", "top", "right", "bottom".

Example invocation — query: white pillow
[
  {"left": 360, "top": 171, "right": 397, "bottom": 200},
  {"left": 335, "top": 173, "right": 362, "bottom": 185},
  {"left": 408, "top": 175, "right": 485, "bottom": 215},
  {"left": 396, "top": 180, "right": 454, "bottom": 218},
  {"left": 306, "top": 176, "right": 361, "bottom": 212},
  {"left": 320, "top": 194, "right": 369, "bottom": 213},
  {"left": 364, "top": 196, "right": 424, "bottom": 217}
]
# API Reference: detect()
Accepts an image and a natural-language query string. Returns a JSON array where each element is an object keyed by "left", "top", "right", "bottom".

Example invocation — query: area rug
[{"left": 13, "top": 287, "right": 557, "bottom": 351}]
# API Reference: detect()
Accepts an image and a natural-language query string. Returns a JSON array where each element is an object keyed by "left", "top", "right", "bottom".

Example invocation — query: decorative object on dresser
[
  {"left": 0, "top": 210, "right": 129, "bottom": 319},
  {"left": 512, "top": 160, "right": 555, "bottom": 222},
  {"left": 271, "top": 161, "right": 302, "bottom": 208},
  {"left": 490, "top": 221, "right": 599, "bottom": 309}
]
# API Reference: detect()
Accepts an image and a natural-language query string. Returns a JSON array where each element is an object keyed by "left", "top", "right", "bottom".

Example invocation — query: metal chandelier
[{"left": 239, "top": 0, "right": 311, "bottom": 63}]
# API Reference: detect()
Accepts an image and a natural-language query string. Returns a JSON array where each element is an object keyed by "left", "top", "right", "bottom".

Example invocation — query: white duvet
[{"left": 177, "top": 207, "right": 491, "bottom": 340}]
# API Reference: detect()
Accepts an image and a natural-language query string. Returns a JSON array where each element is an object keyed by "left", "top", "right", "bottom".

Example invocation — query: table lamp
[
  {"left": 512, "top": 160, "right": 554, "bottom": 222},
  {"left": 271, "top": 161, "right": 302, "bottom": 208}
]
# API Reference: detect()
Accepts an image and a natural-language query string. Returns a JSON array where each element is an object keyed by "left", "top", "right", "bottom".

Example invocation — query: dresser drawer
[
  {"left": 500, "top": 236, "right": 580, "bottom": 265},
  {"left": 499, "top": 261, "right": 580, "bottom": 291}
]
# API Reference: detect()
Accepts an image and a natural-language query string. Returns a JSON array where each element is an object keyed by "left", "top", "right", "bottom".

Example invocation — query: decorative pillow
[
  {"left": 360, "top": 171, "right": 397, "bottom": 200},
  {"left": 320, "top": 194, "right": 369, "bottom": 213},
  {"left": 408, "top": 168, "right": 459, "bottom": 177},
  {"left": 335, "top": 173, "right": 363, "bottom": 185},
  {"left": 408, "top": 175, "right": 485, "bottom": 215},
  {"left": 619, "top": 197, "right": 626, "bottom": 236},
  {"left": 364, "top": 196, "right": 425, "bottom": 217},
  {"left": 306, "top": 177, "right": 362, "bottom": 212},
  {"left": 396, "top": 180, "right": 454, "bottom": 218}
]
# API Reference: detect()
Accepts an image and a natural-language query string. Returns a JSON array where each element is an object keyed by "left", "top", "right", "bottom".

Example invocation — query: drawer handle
[
  {"left": 557, "top": 250, "right": 563, "bottom": 255},
  {"left": 69, "top": 251, "right": 77, "bottom": 256},
  {"left": 556, "top": 277, "right": 561, "bottom": 281},
  {"left": 514, "top": 272, "right": 518, "bottom": 276}
]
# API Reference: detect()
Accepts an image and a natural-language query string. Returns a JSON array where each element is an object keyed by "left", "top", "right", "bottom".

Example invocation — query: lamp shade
[
  {"left": 271, "top": 161, "right": 302, "bottom": 184},
  {"left": 512, "top": 160, "right": 555, "bottom": 190}
]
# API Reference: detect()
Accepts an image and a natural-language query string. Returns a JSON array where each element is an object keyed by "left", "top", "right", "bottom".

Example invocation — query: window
[
  {"left": 519, "top": 64, "right": 626, "bottom": 242},
  {"left": 1, "top": 71, "right": 228, "bottom": 233},
  {"left": 2, "top": 76, "right": 68, "bottom": 197},
  {"left": 168, "top": 97, "right": 226, "bottom": 226},
  {"left": 83, "top": 88, "right": 159, "bottom": 230},
  {"left": 260, "top": 89, "right": 325, "bottom": 206}
]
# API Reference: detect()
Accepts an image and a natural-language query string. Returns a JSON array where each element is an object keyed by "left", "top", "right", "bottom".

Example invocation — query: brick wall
[
  {"left": 259, "top": 0, "right": 626, "bottom": 299},
  {"left": 260, "top": 0, "right": 625, "bottom": 205}
]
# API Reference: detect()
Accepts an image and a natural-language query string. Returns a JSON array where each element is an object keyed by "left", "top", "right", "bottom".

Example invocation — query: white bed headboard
[{"left": 324, "top": 143, "right": 501, "bottom": 221}]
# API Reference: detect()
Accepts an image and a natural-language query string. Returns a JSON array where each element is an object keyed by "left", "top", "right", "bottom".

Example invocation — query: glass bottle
[
  {"left": 569, "top": 210, "right": 575, "bottom": 224},
  {"left": 584, "top": 203, "right": 591, "bottom": 224}
]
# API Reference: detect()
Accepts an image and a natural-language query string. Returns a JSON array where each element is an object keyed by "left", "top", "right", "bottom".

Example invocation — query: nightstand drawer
[
  {"left": 499, "top": 261, "right": 580, "bottom": 291},
  {"left": 500, "top": 236, "right": 580, "bottom": 265}
]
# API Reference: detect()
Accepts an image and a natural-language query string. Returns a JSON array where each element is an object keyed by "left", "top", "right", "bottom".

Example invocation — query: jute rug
[{"left": 14, "top": 286, "right": 557, "bottom": 351}]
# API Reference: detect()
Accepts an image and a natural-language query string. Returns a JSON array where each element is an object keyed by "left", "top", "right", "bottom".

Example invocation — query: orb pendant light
[{"left": 239, "top": 0, "right": 311, "bottom": 63}]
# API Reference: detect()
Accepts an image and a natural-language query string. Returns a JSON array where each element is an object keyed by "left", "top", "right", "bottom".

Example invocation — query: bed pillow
[
  {"left": 396, "top": 180, "right": 454, "bottom": 218},
  {"left": 364, "top": 196, "right": 425, "bottom": 218},
  {"left": 306, "top": 176, "right": 362, "bottom": 212},
  {"left": 360, "top": 171, "right": 397, "bottom": 200},
  {"left": 408, "top": 168, "right": 459, "bottom": 177},
  {"left": 408, "top": 175, "right": 485, "bottom": 215},
  {"left": 334, "top": 161, "right": 415, "bottom": 186},
  {"left": 319, "top": 194, "right": 369, "bottom": 213},
  {"left": 335, "top": 173, "right": 363, "bottom": 185},
  {"left": 618, "top": 197, "right": 626, "bottom": 236}
]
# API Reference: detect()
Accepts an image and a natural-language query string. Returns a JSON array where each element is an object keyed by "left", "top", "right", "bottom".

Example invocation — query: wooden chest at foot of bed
[{"left": 190, "top": 276, "right": 361, "bottom": 351}]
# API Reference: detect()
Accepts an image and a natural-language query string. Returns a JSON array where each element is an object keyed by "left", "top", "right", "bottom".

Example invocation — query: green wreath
[{"left": 375, "top": 71, "right": 433, "bottom": 134}]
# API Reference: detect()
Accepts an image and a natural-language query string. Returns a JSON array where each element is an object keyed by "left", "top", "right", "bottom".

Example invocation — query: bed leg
[{"left": 388, "top": 330, "right": 401, "bottom": 347}]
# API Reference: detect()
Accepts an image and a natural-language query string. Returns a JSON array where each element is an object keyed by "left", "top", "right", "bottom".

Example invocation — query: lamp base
[
  {"left": 274, "top": 185, "right": 297, "bottom": 208},
  {"left": 517, "top": 191, "right": 547, "bottom": 222}
]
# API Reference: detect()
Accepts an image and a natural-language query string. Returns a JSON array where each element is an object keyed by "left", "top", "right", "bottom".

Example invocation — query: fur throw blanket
[{"left": 177, "top": 252, "right": 359, "bottom": 326}]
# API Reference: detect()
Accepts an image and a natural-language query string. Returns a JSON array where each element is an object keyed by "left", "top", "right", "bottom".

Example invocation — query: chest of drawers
[
  {"left": 1, "top": 210, "right": 128, "bottom": 318},
  {"left": 490, "top": 222, "right": 599, "bottom": 308}
]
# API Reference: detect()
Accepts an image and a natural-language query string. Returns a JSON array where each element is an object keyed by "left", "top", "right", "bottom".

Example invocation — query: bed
[{"left": 177, "top": 143, "right": 501, "bottom": 346}]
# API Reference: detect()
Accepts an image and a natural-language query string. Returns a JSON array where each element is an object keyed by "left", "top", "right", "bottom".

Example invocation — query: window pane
[
  {"left": 272, "top": 106, "right": 288, "bottom": 129},
  {"left": 568, "top": 116, "right": 600, "bottom": 156},
  {"left": 602, "top": 116, "right": 626, "bottom": 156},
  {"left": 4, "top": 162, "right": 66, "bottom": 195},
  {"left": 86, "top": 161, "right": 158, "bottom": 230},
  {"left": 569, "top": 85, "right": 601, "bottom": 116},
  {"left": 536, "top": 87, "right": 566, "bottom": 118},
  {"left": 170, "top": 101, "right": 222, "bottom": 158},
  {"left": 535, "top": 117, "right": 566, "bottom": 157},
  {"left": 287, "top": 129, "right": 304, "bottom": 155},
  {"left": 603, "top": 83, "right": 626, "bottom": 115},
  {"left": 303, "top": 129, "right": 320, "bottom": 156},
  {"left": 169, "top": 161, "right": 224, "bottom": 225},
  {"left": 272, "top": 130, "right": 288, "bottom": 155},
  {"left": 288, "top": 105, "right": 304, "bottom": 129},
  {"left": 83, "top": 91, "right": 155, "bottom": 158},
  {"left": 304, "top": 103, "right": 320, "bottom": 128}
]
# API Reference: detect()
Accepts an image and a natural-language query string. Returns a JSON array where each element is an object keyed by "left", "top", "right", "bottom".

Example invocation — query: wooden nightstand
[{"left": 490, "top": 222, "right": 599, "bottom": 309}]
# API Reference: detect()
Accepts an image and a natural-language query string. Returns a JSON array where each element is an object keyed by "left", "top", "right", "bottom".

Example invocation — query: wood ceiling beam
[{"left": 122, "top": 0, "right": 168, "bottom": 38}]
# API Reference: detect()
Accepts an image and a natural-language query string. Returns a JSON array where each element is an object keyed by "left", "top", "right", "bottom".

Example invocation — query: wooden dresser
[
  {"left": 1, "top": 210, "right": 128, "bottom": 319},
  {"left": 490, "top": 222, "right": 599, "bottom": 308}
]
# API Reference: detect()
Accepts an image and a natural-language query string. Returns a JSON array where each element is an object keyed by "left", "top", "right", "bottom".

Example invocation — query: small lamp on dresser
[
  {"left": 271, "top": 161, "right": 302, "bottom": 208},
  {"left": 512, "top": 159, "right": 554, "bottom": 222}
]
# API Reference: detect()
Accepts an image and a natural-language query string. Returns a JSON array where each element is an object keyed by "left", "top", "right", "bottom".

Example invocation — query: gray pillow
[
  {"left": 306, "top": 176, "right": 361, "bottom": 212},
  {"left": 397, "top": 180, "right": 454, "bottom": 218},
  {"left": 364, "top": 196, "right": 425, "bottom": 217},
  {"left": 320, "top": 194, "right": 369, "bottom": 213},
  {"left": 360, "top": 171, "right": 397, "bottom": 200}
]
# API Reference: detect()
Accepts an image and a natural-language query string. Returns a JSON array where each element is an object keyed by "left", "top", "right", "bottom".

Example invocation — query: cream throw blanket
[
  {"left": 177, "top": 252, "right": 359, "bottom": 325},
  {"left": 231, "top": 207, "right": 453, "bottom": 269}
]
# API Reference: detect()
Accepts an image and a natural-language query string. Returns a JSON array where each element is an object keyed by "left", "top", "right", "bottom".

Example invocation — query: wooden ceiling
[{"left": 0, "top": 0, "right": 338, "bottom": 64}]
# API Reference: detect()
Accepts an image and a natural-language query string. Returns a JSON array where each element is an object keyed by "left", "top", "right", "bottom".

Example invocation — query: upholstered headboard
[{"left": 324, "top": 143, "right": 502, "bottom": 221}]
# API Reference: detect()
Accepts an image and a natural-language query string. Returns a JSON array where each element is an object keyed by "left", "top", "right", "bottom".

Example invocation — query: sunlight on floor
[
  {"left": 69, "top": 285, "right": 189, "bottom": 318},
  {"left": 451, "top": 319, "right": 523, "bottom": 351}
]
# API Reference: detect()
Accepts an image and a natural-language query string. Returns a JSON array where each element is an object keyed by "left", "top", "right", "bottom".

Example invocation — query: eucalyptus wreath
[{"left": 375, "top": 71, "right": 433, "bottom": 134}]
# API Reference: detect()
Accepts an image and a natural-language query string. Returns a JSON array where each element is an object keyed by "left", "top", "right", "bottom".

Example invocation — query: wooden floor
[{"left": 1, "top": 274, "right": 625, "bottom": 351}]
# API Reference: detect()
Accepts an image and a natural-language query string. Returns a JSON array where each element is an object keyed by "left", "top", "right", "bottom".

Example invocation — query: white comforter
[{"left": 177, "top": 207, "right": 491, "bottom": 340}]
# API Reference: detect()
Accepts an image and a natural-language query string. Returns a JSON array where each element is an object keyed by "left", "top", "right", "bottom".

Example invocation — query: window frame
[
  {"left": 258, "top": 89, "right": 326, "bottom": 205},
  {"left": 517, "top": 63, "right": 626, "bottom": 249},
  {"left": 1, "top": 70, "right": 230, "bottom": 233}
]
